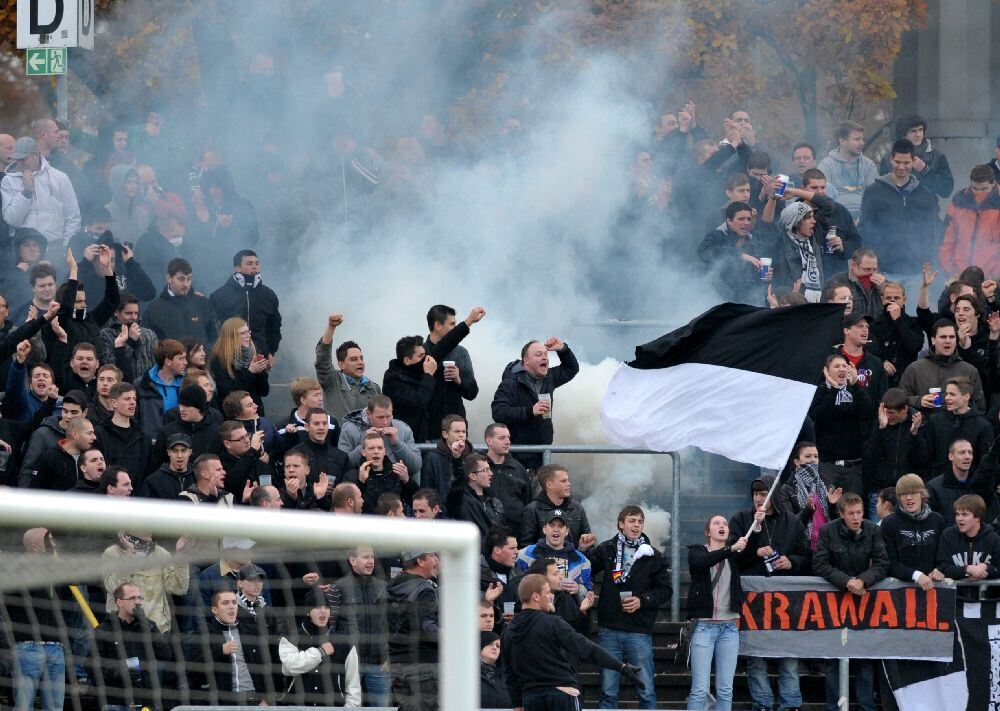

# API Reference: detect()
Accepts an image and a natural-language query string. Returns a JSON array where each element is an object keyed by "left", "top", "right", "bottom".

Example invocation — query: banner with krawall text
[{"left": 738, "top": 576, "right": 957, "bottom": 661}]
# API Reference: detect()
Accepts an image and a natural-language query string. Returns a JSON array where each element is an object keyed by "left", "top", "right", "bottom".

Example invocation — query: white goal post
[{"left": 0, "top": 488, "right": 482, "bottom": 711}]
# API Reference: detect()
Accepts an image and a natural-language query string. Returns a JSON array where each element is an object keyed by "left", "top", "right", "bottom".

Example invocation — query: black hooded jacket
[
  {"left": 381, "top": 358, "right": 436, "bottom": 443},
  {"left": 144, "top": 286, "right": 219, "bottom": 346},
  {"left": 501, "top": 608, "right": 623, "bottom": 706},
  {"left": 135, "top": 463, "right": 195, "bottom": 500},
  {"left": 587, "top": 534, "right": 672, "bottom": 633},
  {"left": 728, "top": 474, "right": 811, "bottom": 576},
  {"left": 922, "top": 408, "right": 994, "bottom": 475},
  {"left": 868, "top": 310, "right": 924, "bottom": 389},
  {"left": 808, "top": 381, "right": 875, "bottom": 461}
]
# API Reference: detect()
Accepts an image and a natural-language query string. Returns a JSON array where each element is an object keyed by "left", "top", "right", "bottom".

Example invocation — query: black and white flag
[{"left": 601, "top": 303, "right": 844, "bottom": 469}]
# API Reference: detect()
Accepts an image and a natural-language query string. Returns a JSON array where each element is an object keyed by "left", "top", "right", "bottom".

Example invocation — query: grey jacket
[
  {"left": 99, "top": 324, "right": 159, "bottom": 382},
  {"left": 337, "top": 408, "right": 422, "bottom": 474},
  {"left": 314, "top": 339, "right": 382, "bottom": 424}
]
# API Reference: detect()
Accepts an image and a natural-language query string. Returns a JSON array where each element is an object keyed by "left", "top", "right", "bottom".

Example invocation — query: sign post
[{"left": 17, "top": 1, "right": 94, "bottom": 121}]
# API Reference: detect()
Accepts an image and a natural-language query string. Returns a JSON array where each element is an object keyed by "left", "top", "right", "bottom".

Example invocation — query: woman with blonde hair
[{"left": 208, "top": 317, "right": 270, "bottom": 414}]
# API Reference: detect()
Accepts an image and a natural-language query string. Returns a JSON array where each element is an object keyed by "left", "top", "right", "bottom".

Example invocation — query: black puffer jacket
[
  {"left": 812, "top": 518, "right": 889, "bottom": 589},
  {"left": 490, "top": 344, "right": 579, "bottom": 468}
]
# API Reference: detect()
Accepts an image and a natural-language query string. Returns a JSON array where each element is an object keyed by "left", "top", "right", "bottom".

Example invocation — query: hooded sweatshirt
[
  {"left": 1, "top": 156, "right": 81, "bottom": 247},
  {"left": 881, "top": 504, "right": 945, "bottom": 582},
  {"left": 105, "top": 165, "right": 150, "bottom": 245},
  {"left": 817, "top": 148, "right": 879, "bottom": 219},
  {"left": 501, "top": 608, "right": 623, "bottom": 706},
  {"left": 936, "top": 522, "right": 1000, "bottom": 594}
]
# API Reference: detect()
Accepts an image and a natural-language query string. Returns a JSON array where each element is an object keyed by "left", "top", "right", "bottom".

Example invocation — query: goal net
[{"left": 0, "top": 489, "right": 480, "bottom": 710}]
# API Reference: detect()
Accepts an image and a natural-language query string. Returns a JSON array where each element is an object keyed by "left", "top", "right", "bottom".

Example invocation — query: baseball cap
[
  {"left": 238, "top": 563, "right": 267, "bottom": 581},
  {"left": 10, "top": 137, "right": 38, "bottom": 161},
  {"left": 842, "top": 312, "right": 872, "bottom": 329},
  {"left": 401, "top": 550, "right": 437, "bottom": 563},
  {"left": 544, "top": 510, "right": 568, "bottom": 525},
  {"left": 166, "top": 433, "right": 192, "bottom": 450}
]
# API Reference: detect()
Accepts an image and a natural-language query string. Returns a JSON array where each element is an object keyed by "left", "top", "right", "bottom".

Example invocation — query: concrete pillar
[{"left": 894, "top": 0, "right": 996, "bottom": 188}]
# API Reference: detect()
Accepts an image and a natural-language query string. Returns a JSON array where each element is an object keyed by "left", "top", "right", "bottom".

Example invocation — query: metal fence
[{"left": 415, "top": 442, "right": 683, "bottom": 621}]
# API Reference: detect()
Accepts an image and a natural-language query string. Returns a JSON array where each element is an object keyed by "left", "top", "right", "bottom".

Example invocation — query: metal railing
[{"left": 416, "top": 442, "right": 683, "bottom": 621}]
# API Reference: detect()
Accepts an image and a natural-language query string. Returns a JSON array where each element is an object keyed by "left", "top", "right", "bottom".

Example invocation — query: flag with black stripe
[{"left": 601, "top": 302, "right": 844, "bottom": 469}]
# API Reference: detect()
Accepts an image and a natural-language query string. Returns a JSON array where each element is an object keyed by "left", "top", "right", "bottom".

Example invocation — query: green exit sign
[{"left": 26, "top": 48, "right": 67, "bottom": 76}]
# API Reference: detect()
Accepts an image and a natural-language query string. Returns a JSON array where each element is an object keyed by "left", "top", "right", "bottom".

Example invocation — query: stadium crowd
[{"left": 0, "top": 104, "right": 999, "bottom": 711}]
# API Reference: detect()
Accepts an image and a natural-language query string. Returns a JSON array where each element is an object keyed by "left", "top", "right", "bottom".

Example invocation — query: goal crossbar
[{"left": 0, "top": 489, "right": 482, "bottom": 711}]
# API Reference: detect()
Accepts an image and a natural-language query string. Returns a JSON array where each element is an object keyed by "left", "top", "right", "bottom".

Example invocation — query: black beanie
[
  {"left": 178, "top": 384, "right": 208, "bottom": 411},
  {"left": 480, "top": 630, "right": 500, "bottom": 650}
]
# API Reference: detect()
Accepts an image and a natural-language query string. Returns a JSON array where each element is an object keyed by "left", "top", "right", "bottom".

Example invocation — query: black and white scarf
[
  {"left": 611, "top": 531, "right": 654, "bottom": 585},
  {"left": 237, "top": 590, "right": 266, "bottom": 617}
]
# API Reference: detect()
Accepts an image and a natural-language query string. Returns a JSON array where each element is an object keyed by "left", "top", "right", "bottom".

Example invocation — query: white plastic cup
[
  {"left": 503, "top": 602, "right": 515, "bottom": 615},
  {"left": 443, "top": 360, "right": 456, "bottom": 380}
]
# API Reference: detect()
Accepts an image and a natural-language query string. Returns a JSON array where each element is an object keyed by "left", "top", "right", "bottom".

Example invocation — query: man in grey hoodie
[
  {"left": 817, "top": 120, "right": 879, "bottom": 221},
  {"left": 105, "top": 165, "right": 150, "bottom": 246}
]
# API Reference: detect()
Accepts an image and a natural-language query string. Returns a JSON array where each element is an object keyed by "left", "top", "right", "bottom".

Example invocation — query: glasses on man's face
[
  {"left": 228, "top": 434, "right": 250, "bottom": 443},
  {"left": 474, "top": 468, "right": 491, "bottom": 475}
]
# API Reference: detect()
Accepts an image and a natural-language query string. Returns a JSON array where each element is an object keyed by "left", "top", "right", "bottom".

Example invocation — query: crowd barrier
[{"left": 415, "top": 442, "right": 683, "bottom": 620}]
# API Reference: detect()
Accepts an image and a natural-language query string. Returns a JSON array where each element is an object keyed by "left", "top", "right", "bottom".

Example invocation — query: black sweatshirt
[
  {"left": 880, "top": 508, "right": 945, "bottom": 581},
  {"left": 502, "top": 608, "right": 622, "bottom": 706}
]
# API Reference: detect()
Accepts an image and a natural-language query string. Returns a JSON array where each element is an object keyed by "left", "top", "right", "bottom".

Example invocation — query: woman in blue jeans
[{"left": 685, "top": 514, "right": 746, "bottom": 710}]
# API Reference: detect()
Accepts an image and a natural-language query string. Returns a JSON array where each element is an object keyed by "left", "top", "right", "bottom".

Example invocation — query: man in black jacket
[
  {"left": 936, "top": 494, "right": 1000, "bottom": 599},
  {"left": 419, "top": 414, "right": 473, "bottom": 504},
  {"left": 187, "top": 589, "right": 274, "bottom": 705},
  {"left": 868, "top": 281, "right": 923, "bottom": 388},
  {"left": 136, "top": 432, "right": 194, "bottom": 499},
  {"left": 445, "top": 452, "right": 504, "bottom": 540},
  {"left": 329, "top": 545, "right": 391, "bottom": 707},
  {"left": 836, "top": 312, "right": 887, "bottom": 399},
  {"left": 151, "top": 384, "right": 220, "bottom": 466},
  {"left": 923, "top": 377, "right": 994, "bottom": 475},
  {"left": 218, "top": 420, "right": 274, "bottom": 502},
  {"left": 144, "top": 258, "right": 218, "bottom": 345},
  {"left": 587, "top": 506, "right": 671, "bottom": 710},
  {"left": 813, "top": 493, "right": 889, "bottom": 711},
  {"left": 95, "top": 382, "right": 152, "bottom": 488},
  {"left": 94, "top": 582, "right": 172, "bottom": 709},
  {"left": 863, "top": 388, "right": 928, "bottom": 508},
  {"left": 728, "top": 476, "right": 809, "bottom": 711},
  {"left": 877, "top": 114, "right": 954, "bottom": 199},
  {"left": 382, "top": 550, "right": 440, "bottom": 711},
  {"left": 927, "top": 439, "right": 998, "bottom": 525},
  {"left": 491, "top": 336, "right": 579, "bottom": 470},
  {"left": 26, "top": 415, "right": 96, "bottom": 490},
  {"left": 209, "top": 250, "right": 281, "bottom": 356},
  {"left": 520, "top": 464, "right": 594, "bottom": 548},
  {"left": 502, "top": 574, "right": 643, "bottom": 711},
  {"left": 881, "top": 474, "right": 945, "bottom": 591},
  {"left": 485, "top": 422, "right": 534, "bottom": 531},
  {"left": 282, "top": 408, "right": 349, "bottom": 489},
  {"left": 423, "top": 304, "right": 480, "bottom": 434},
  {"left": 383, "top": 307, "right": 485, "bottom": 443},
  {"left": 480, "top": 526, "right": 521, "bottom": 632}
]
